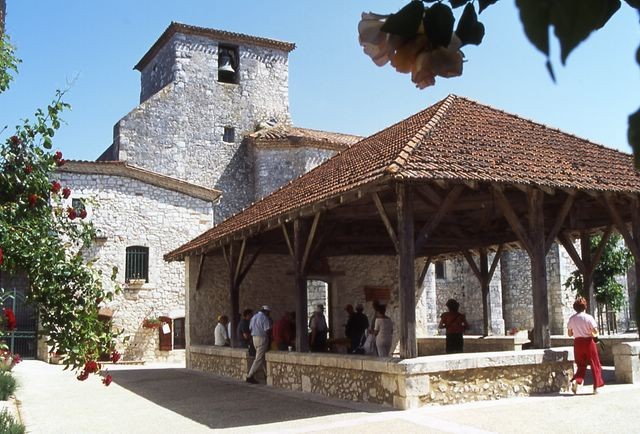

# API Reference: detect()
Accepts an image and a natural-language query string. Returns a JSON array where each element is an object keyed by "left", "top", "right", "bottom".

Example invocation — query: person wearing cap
[
  {"left": 309, "top": 304, "right": 328, "bottom": 352},
  {"left": 246, "top": 305, "right": 272, "bottom": 384},
  {"left": 214, "top": 315, "right": 230, "bottom": 346},
  {"left": 346, "top": 303, "right": 369, "bottom": 353}
]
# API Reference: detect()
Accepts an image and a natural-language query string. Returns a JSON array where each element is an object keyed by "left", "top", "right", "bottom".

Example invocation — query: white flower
[
  {"left": 411, "top": 33, "right": 463, "bottom": 89},
  {"left": 358, "top": 12, "right": 393, "bottom": 66}
]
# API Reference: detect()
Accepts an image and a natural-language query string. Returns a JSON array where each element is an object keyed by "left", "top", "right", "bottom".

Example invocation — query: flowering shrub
[
  {"left": 142, "top": 317, "right": 163, "bottom": 329},
  {"left": 508, "top": 327, "right": 519, "bottom": 336},
  {"left": 0, "top": 65, "right": 120, "bottom": 382},
  {"left": 102, "top": 374, "right": 112, "bottom": 386},
  {"left": 0, "top": 350, "right": 20, "bottom": 372},
  {"left": 2, "top": 308, "right": 15, "bottom": 331}
]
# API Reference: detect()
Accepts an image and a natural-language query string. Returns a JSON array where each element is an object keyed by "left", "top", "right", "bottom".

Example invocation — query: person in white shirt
[
  {"left": 214, "top": 315, "right": 230, "bottom": 346},
  {"left": 246, "top": 306, "right": 272, "bottom": 384},
  {"left": 567, "top": 297, "right": 604, "bottom": 394}
]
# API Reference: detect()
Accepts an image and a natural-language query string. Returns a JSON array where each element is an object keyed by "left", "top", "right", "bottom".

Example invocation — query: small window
[
  {"left": 223, "top": 127, "right": 235, "bottom": 143},
  {"left": 125, "top": 246, "right": 149, "bottom": 283},
  {"left": 218, "top": 45, "right": 238, "bottom": 84},
  {"left": 435, "top": 261, "right": 446, "bottom": 280},
  {"left": 72, "top": 198, "right": 86, "bottom": 212}
]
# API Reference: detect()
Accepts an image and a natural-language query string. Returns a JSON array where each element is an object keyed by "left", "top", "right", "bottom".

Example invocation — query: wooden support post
[
  {"left": 632, "top": 197, "right": 640, "bottom": 335},
  {"left": 528, "top": 190, "right": 550, "bottom": 348},
  {"left": 580, "top": 231, "right": 595, "bottom": 314},
  {"left": 479, "top": 248, "right": 490, "bottom": 337},
  {"left": 397, "top": 183, "right": 417, "bottom": 358},
  {"left": 293, "top": 219, "right": 310, "bottom": 352}
]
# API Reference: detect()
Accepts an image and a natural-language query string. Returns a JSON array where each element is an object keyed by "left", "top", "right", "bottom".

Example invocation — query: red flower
[
  {"left": 28, "top": 194, "right": 38, "bottom": 207},
  {"left": 62, "top": 187, "right": 71, "bottom": 199},
  {"left": 3, "top": 308, "right": 16, "bottom": 331},
  {"left": 67, "top": 208, "right": 77, "bottom": 220},
  {"left": 12, "top": 354, "right": 21, "bottom": 365},
  {"left": 77, "top": 370, "right": 89, "bottom": 381},
  {"left": 57, "top": 158, "right": 66, "bottom": 167},
  {"left": 110, "top": 350, "right": 121, "bottom": 364},
  {"left": 9, "top": 136, "right": 20, "bottom": 145},
  {"left": 83, "top": 360, "right": 100, "bottom": 374},
  {"left": 50, "top": 181, "right": 61, "bottom": 194},
  {"left": 102, "top": 374, "right": 113, "bottom": 386},
  {"left": 0, "top": 246, "right": 3, "bottom": 266},
  {"left": 54, "top": 150, "right": 63, "bottom": 161},
  {"left": 79, "top": 209, "right": 87, "bottom": 219},
  {"left": 24, "top": 165, "right": 33, "bottom": 174}
]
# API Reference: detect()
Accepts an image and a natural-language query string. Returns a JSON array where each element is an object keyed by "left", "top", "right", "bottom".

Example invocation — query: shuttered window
[
  {"left": 158, "top": 316, "right": 172, "bottom": 351},
  {"left": 125, "top": 246, "right": 149, "bottom": 282}
]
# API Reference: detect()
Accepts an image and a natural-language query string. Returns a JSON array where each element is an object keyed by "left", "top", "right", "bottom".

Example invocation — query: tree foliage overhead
[{"left": 358, "top": 0, "right": 640, "bottom": 167}]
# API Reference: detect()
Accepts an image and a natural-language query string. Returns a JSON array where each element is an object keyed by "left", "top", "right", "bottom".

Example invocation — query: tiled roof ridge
[
  {"left": 455, "top": 95, "right": 631, "bottom": 158},
  {"left": 135, "top": 21, "right": 296, "bottom": 71},
  {"left": 385, "top": 95, "right": 455, "bottom": 177},
  {"left": 248, "top": 125, "right": 362, "bottom": 142}
]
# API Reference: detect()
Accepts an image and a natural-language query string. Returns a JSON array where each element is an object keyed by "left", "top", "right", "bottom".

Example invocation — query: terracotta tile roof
[
  {"left": 135, "top": 22, "right": 296, "bottom": 71},
  {"left": 59, "top": 160, "right": 221, "bottom": 202},
  {"left": 247, "top": 125, "right": 362, "bottom": 151},
  {"left": 165, "top": 94, "right": 640, "bottom": 261}
]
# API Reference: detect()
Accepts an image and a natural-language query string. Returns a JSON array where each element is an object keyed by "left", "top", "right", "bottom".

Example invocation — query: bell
[{"left": 218, "top": 51, "right": 235, "bottom": 73}]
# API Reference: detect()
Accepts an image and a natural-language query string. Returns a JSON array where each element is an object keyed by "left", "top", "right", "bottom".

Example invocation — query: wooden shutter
[{"left": 158, "top": 316, "right": 172, "bottom": 351}]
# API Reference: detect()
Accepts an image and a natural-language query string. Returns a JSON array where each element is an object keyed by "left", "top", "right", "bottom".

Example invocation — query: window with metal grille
[
  {"left": 435, "top": 261, "right": 446, "bottom": 280},
  {"left": 125, "top": 246, "right": 149, "bottom": 282}
]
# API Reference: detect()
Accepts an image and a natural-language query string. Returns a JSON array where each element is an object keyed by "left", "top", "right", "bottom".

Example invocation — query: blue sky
[{"left": 1, "top": 1, "right": 639, "bottom": 160}]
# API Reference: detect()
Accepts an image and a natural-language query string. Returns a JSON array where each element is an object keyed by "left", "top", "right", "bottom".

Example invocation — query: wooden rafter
[
  {"left": 557, "top": 232, "right": 586, "bottom": 274},
  {"left": 233, "top": 238, "right": 247, "bottom": 284},
  {"left": 301, "top": 213, "right": 321, "bottom": 273},
  {"left": 237, "top": 246, "right": 262, "bottom": 285},
  {"left": 372, "top": 192, "right": 399, "bottom": 253},
  {"left": 415, "top": 184, "right": 464, "bottom": 252},
  {"left": 281, "top": 223, "right": 294, "bottom": 258},
  {"left": 544, "top": 194, "right": 575, "bottom": 252},
  {"left": 461, "top": 250, "right": 482, "bottom": 282},
  {"left": 493, "top": 186, "right": 533, "bottom": 254},
  {"left": 603, "top": 194, "right": 640, "bottom": 261},
  {"left": 417, "top": 257, "right": 431, "bottom": 287},
  {"left": 195, "top": 253, "right": 206, "bottom": 291}
]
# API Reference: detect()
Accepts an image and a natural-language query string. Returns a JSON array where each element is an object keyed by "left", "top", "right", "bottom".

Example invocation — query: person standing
[
  {"left": 273, "top": 311, "right": 294, "bottom": 351},
  {"left": 439, "top": 299, "right": 467, "bottom": 354},
  {"left": 373, "top": 305, "right": 393, "bottom": 356},
  {"left": 309, "top": 304, "right": 328, "bottom": 352},
  {"left": 568, "top": 297, "right": 605, "bottom": 394},
  {"left": 246, "top": 306, "right": 272, "bottom": 384},
  {"left": 236, "top": 309, "right": 253, "bottom": 349},
  {"left": 347, "top": 304, "right": 369, "bottom": 353},
  {"left": 214, "top": 315, "right": 230, "bottom": 346}
]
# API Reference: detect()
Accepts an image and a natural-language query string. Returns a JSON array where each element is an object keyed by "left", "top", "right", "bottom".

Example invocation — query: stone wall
[
  {"left": 418, "top": 335, "right": 531, "bottom": 356},
  {"left": 58, "top": 172, "right": 213, "bottom": 361},
  {"left": 252, "top": 147, "right": 337, "bottom": 201},
  {"left": 550, "top": 335, "right": 639, "bottom": 366},
  {"left": 189, "top": 345, "right": 253, "bottom": 381},
  {"left": 112, "top": 31, "right": 291, "bottom": 219},
  {"left": 435, "top": 256, "right": 504, "bottom": 335},
  {"left": 266, "top": 348, "right": 573, "bottom": 409}
]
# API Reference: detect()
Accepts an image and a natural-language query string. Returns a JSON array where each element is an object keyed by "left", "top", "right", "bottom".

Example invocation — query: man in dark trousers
[{"left": 347, "top": 303, "right": 369, "bottom": 353}]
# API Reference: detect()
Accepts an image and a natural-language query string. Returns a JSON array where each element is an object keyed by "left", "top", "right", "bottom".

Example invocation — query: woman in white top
[
  {"left": 373, "top": 305, "right": 393, "bottom": 357},
  {"left": 567, "top": 297, "right": 604, "bottom": 394}
]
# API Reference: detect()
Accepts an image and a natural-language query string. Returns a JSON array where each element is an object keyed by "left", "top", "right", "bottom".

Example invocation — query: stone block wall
[
  {"left": 58, "top": 172, "right": 213, "bottom": 361},
  {"left": 418, "top": 335, "right": 531, "bottom": 356},
  {"left": 253, "top": 147, "right": 337, "bottom": 201},
  {"left": 189, "top": 345, "right": 253, "bottom": 380},
  {"left": 112, "top": 31, "right": 291, "bottom": 219}
]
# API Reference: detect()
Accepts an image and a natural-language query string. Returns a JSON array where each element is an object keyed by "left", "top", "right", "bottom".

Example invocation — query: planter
[{"left": 127, "top": 279, "right": 146, "bottom": 288}]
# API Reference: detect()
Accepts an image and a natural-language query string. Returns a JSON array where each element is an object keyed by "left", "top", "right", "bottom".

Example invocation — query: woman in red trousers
[{"left": 567, "top": 297, "right": 604, "bottom": 394}]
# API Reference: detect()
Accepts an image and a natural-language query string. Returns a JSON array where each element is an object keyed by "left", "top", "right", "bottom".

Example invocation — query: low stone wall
[
  {"left": 267, "top": 348, "right": 573, "bottom": 409},
  {"left": 188, "top": 345, "right": 253, "bottom": 381},
  {"left": 551, "top": 335, "right": 638, "bottom": 366},
  {"left": 418, "top": 335, "right": 530, "bottom": 356},
  {"left": 613, "top": 341, "right": 640, "bottom": 383}
]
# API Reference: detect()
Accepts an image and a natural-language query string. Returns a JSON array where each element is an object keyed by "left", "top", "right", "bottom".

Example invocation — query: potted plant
[{"left": 142, "top": 317, "right": 162, "bottom": 329}]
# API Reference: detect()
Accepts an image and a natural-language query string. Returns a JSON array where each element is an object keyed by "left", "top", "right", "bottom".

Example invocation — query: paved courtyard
[{"left": 10, "top": 360, "right": 640, "bottom": 433}]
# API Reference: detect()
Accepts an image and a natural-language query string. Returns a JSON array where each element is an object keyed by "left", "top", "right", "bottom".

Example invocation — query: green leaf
[
  {"left": 43, "top": 136, "right": 52, "bottom": 149},
  {"left": 381, "top": 1, "right": 425, "bottom": 37},
  {"left": 550, "top": 0, "right": 621, "bottom": 64},
  {"left": 516, "top": 0, "right": 551, "bottom": 56},
  {"left": 456, "top": 3, "right": 485, "bottom": 46},
  {"left": 424, "top": 3, "right": 455, "bottom": 48},
  {"left": 449, "top": 0, "right": 468, "bottom": 9},
  {"left": 629, "top": 107, "right": 640, "bottom": 169},
  {"left": 479, "top": 0, "right": 499, "bottom": 14}
]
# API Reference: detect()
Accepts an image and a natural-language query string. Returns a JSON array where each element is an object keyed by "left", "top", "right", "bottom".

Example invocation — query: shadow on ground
[{"left": 109, "top": 368, "right": 389, "bottom": 430}]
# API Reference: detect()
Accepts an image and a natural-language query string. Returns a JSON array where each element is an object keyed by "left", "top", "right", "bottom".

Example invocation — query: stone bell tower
[{"left": 101, "top": 22, "right": 295, "bottom": 218}]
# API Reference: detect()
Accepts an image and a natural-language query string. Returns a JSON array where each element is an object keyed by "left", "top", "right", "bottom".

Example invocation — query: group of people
[{"left": 342, "top": 300, "right": 394, "bottom": 357}]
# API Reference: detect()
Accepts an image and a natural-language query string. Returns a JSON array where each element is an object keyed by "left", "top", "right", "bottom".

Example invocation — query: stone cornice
[{"left": 58, "top": 160, "right": 222, "bottom": 203}]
